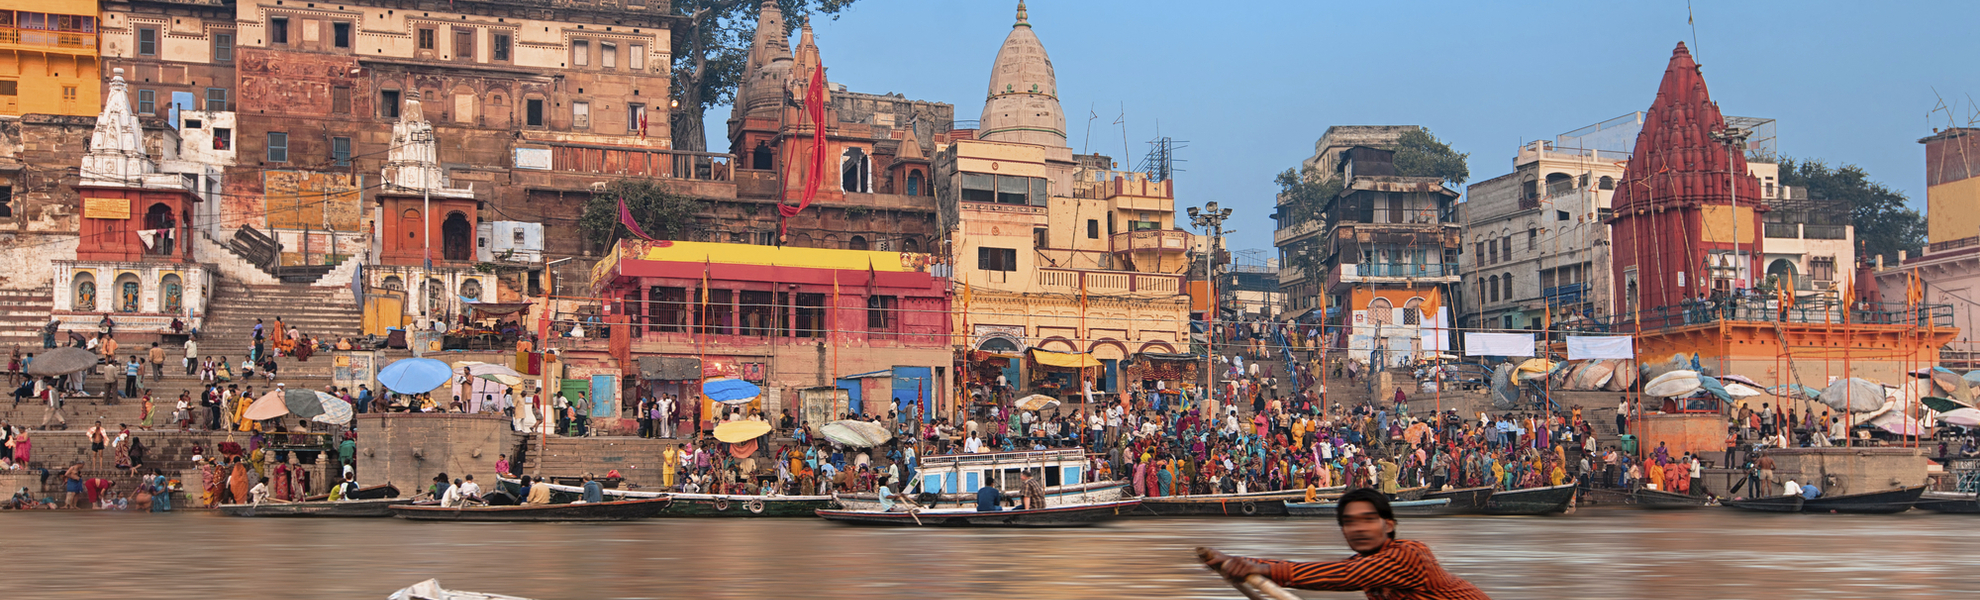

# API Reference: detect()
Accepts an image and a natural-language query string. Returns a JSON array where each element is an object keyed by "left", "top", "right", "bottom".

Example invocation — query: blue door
[
  {"left": 891, "top": 366, "right": 933, "bottom": 422},
  {"left": 1101, "top": 358, "right": 1118, "bottom": 392},
  {"left": 835, "top": 378, "right": 863, "bottom": 416}
]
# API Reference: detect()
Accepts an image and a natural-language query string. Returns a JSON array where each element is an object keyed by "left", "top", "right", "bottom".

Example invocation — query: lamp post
[
  {"left": 1709, "top": 126, "right": 1752, "bottom": 289},
  {"left": 1188, "top": 202, "right": 1233, "bottom": 414}
]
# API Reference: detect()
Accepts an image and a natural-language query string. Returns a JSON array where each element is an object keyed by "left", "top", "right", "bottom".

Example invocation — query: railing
[
  {"left": 1543, "top": 282, "right": 1588, "bottom": 305},
  {"left": 1929, "top": 236, "right": 1980, "bottom": 255},
  {"left": 1340, "top": 263, "right": 1461, "bottom": 279},
  {"left": 1804, "top": 224, "right": 1847, "bottom": 240},
  {"left": 1109, "top": 229, "right": 1188, "bottom": 253},
  {"left": 1763, "top": 223, "right": 1800, "bottom": 238},
  {"left": 531, "top": 142, "right": 732, "bottom": 181},
  {"left": 0, "top": 27, "right": 96, "bottom": 51},
  {"left": 1634, "top": 298, "right": 1955, "bottom": 331},
  {"left": 1037, "top": 268, "right": 1183, "bottom": 294}
]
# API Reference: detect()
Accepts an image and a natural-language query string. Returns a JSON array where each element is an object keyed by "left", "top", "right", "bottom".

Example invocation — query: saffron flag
[{"left": 619, "top": 195, "right": 656, "bottom": 241}]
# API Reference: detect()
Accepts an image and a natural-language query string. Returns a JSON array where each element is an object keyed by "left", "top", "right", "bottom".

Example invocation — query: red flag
[
  {"left": 618, "top": 195, "right": 656, "bottom": 241},
  {"left": 778, "top": 64, "right": 828, "bottom": 232}
]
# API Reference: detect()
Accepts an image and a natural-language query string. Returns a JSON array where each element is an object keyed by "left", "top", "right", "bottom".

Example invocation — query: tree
[
  {"left": 1393, "top": 128, "right": 1470, "bottom": 187},
  {"left": 1273, "top": 127, "right": 1468, "bottom": 286},
  {"left": 1777, "top": 158, "right": 1925, "bottom": 263},
  {"left": 579, "top": 179, "right": 708, "bottom": 248},
  {"left": 669, "top": 0, "right": 862, "bottom": 153}
]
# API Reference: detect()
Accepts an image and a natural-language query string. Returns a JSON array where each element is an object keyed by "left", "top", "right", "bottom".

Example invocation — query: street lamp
[
  {"left": 1709, "top": 126, "right": 1752, "bottom": 289},
  {"left": 1189, "top": 202, "right": 1233, "bottom": 413}
]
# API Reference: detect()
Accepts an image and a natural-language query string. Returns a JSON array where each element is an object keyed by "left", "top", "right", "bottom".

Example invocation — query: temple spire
[
  {"left": 1016, "top": 1, "right": 1029, "bottom": 27},
  {"left": 978, "top": 2, "right": 1066, "bottom": 148}
]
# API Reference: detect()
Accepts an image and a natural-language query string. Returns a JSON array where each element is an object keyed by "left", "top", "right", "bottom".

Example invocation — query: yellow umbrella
[{"left": 713, "top": 420, "right": 772, "bottom": 443}]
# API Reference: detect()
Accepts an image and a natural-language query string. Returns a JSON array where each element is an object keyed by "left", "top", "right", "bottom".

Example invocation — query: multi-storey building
[
  {"left": 1878, "top": 127, "right": 1980, "bottom": 367},
  {"left": 1310, "top": 147, "right": 1460, "bottom": 367},
  {"left": 0, "top": 0, "right": 101, "bottom": 117},
  {"left": 1274, "top": 125, "right": 1415, "bottom": 316}
]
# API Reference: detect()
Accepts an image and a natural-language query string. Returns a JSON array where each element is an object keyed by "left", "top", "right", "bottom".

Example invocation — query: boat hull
[
  {"left": 216, "top": 497, "right": 415, "bottom": 517},
  {"left": 1422, "top": 486, "right": 1494, "bottom": 512},
  {"left": 300, "top": 483, "right": 401, "bottom": 503},
  {"left": 1134, "top": 490, "right": 1314, "bottom": 517},
  {"left": 1723, "top": 495, "right": 1803, "bottom": 513},
  {"left": 658, "top": 493, "right": 834, "bottom": 517},
  {"left": 389, "top": 497, "right": 674, "bottom": 522},
  {"left": 1800, "top": 485, "right": 1926, "bottom": 514},
  {"left": 1915, "top": 492, "right": 1980, "bottom": 514},
  {"left": 815, "top": 500, "right": 1141, "bottom": 528},
  {"left": 1285, "top": 498, "right": 1452, "bottom": 517},
  {"left": 835, "top": 481, "right": 1126, "bottom": 511},
  {"left": 1480, "top": 483, "right": 1577, "bottom": 515}
]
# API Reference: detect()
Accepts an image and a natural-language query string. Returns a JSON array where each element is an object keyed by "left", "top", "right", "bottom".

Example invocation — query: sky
[{"left": 702, "top": 0, "right": 1980, "bottom": 255}]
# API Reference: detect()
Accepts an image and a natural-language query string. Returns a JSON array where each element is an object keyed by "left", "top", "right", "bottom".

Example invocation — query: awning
[
  {"left": 462, "top": 298, "right": 534, "bottom": 317},
  {"left": 1030, "top": 348, "right": 1102, "bottom": 369},
  {"left": 1135, "top": 352, "right": 1199, "bottom": 362},
  {"left": 1280, "top": 306, "right": 1315, "bottom": 321},
  {"left": 838, "top": 370, "right": 893, "bottom": 380}
]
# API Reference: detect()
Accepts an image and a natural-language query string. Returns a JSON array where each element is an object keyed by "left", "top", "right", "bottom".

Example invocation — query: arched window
[
  {"left": 901, "top": 238, "right": 919, "bottom": 253},
  {"left": 1367, "top": 297, "right": 1393, "bottom": 326},
  {"left": 161, "top": 274, "right": 183, "bottom": 313},
  {"left": 383, "top": 275, "right": 404, "bottom": 291},
  {"left": 115, "top": 273, "right": 141, "bottom": 313},
  {"left": 425, "top": 278, "right": 444, "bottom": 316},
  {"left": 849, "top": 235, "right": 869, "bottom": 251},
  {"left": 1503, "top": 273, "right": 1514, "bottom": 302},
  {"left": 441, "top": 211, "right": 472, "bottom": 261},
  {"left": 1477, "top": 278, "right": 1486, "bottom": 306},
  {"left": 1545, "top": 172, "right": 1574, "bottom": 196},
  {"left": 73, "top": 272, "right": 96, "bottom": 311},
  {"left": 905, "top": 169, "right": 924, "bottom": 196},
  {"left": 1488, "top": 275, "right": 1500, "bottom": 303},
  {"left": 752, "top": 141, "right": 774, "bottom": 170},
  {"left": 1402, "top": 297, "right": 1423, "bottom": 325},
  {"left": 1598, "top": 175, "right": 1615, "bottom": 190},
  {"left": 841, "top": 147, "right": 871, "bottom": 193},
  {"left": 459, "top": 278, "right": 483, "bottom": 301},
  {"left": 144, "top": 203, "right": 176, "bottom": 256}
]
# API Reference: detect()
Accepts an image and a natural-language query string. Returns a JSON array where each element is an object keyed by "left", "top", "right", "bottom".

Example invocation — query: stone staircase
[
  {"left": 0, "top": 286, "right": 53, "bottom": 351},
  {"left": 515, "top": 434, "right": 684, "bottom": 491},
  {"left": 200, "top": 280, "right": 364, "bottom": 359}
]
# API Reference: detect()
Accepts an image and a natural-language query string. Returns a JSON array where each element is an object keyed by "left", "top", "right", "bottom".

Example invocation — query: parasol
[
  {"left": 1643, "top": 370, "right": 1702, "bottom": 398},
  {"left": 1939, "top": 408, "right": 1980, "bottom": 428},
  {"left": 819, "top": 420, "right": 892, "bottom": 447},
  {"left": 457, "top": 362, "right": 526, "bottom": 386},
  {"left": 702, "top": 378, "right": 762, "bottom": 404},
  {"left": 1696, "top": 377, "right": 1731, "bottom": 401},
  {"left": 1719, "top": 374, "right": 1763, "bottom": 387},
  {"left": 1964, "top": 370, "right": 1980, "bottom": 385},
  {"left": 379, "top": 358, "right": 452, "bottom": 394},
  {"left": 280, "top": 388, "right": 330, "bottom": 419},
  {"left": 714, "top": 420, "right": 772, "bottom": 443},
  {"left": 1016, "top": 394, "right": 1061, "bottom": 412},
  {"left": 1722, "top": 382, "right": 1764, "bottom": 399},
  {"left": 24, "top": 347, "right": 101, "bottom": 377},
  {"left": 243, "top": 390, "right": 292, "bottom": 421},
  {"left": 1819, "top": 377, "right": 1887, "bottom": 413},
  {"left": 1922, "top": 396, "right": 1976, "bottom": 414},
  {"left": 310, "top": 391, "right": 354, "bottom": 425}
]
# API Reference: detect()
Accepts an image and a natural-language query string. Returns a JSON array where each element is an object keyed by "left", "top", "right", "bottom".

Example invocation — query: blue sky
[{"left": 704, "top": 0, "right": 1980, "bottom": 254}]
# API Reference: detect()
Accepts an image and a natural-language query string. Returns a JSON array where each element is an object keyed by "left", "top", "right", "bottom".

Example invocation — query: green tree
[
  {"left": 579, "top": 179, "right": 708, "bottom": 248},
  {"left": 1393, "top": 128, "right": 1470, "bottom": 187},
  {"left": 670, "top": 0, "right": 863, "bottom": 152},
  {"left": 1777, "top": 158, "right": 1925, "bottom": 262}
]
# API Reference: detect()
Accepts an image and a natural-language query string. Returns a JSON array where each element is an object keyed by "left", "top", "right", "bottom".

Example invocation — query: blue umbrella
[
  {"left": 702, "top": 378, "right": 762, "bottom": 404},
  {"left": 379, "top": 357, "right": 452, "bottom": 394}
]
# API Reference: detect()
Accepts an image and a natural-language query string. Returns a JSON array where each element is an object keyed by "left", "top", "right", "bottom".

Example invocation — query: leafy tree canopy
[
  {"left": 1393, "top": 128, "right": 1470, "bottom": 187},
  {"left": 1274, "top": 127, "right": 1468, "bottom": 281},
  {"left": 579, "top": 179, "right": 708, "bottom": 248},
  {"left": 1776, "top": 157, "right": 1924, "bottom": 263},
  {"left": 670, "top": 0, "right": 862, "bottom": 152}
]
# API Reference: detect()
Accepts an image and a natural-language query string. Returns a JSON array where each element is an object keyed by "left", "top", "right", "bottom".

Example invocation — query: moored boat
[
  {"left": 1392, "top": 485, "right": 1430, "bottom": 501},
  {"left": 1422, "top": 486, "right": 1494, "bottom": 512},
  {"left": 1799, "top": 485, "right": 1926, "bottom": 514},
  {"left": 1480, "top": 483, "right": 1577, "bottom": 515},
  {"left": 1134, "top": 488, "right": 1333, "bottom": 517},
  {"left": 389, "top": 497, "right": 674, "bottom": 522},
  {"left": 216, "top": 497, "right": 416, "bottom": 518},
  {"left": 836, "top": 481, "right": 1126, "bottom": 511},
  {"left": 1285, "top": 498, "right": 1452, "bottom": 517},
  {"left": 1722, "top": 495, "right": 1803, "bottom": 513},
  {"left": 301, "top": 483, "right": 401, "bottom": 502},
  {"left": 1914, "top": 491, "right": 1980, "bottom": 514},
  {"left": 815, "top": 499, "right": 1141, "bottom": 527},
  {"left": 1633, "top": 487, "right": 1707, "bottom": 509},
  {"left": 659, "top": 492, "right": 835, "bottom": 517}
]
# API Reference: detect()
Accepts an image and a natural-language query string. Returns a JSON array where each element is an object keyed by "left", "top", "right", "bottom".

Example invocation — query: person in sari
[
  {"left": 149, "top": 473, "right": 172, "bottom": 511},
  {"left": 200, "top": 462, "right": 223, "bottom": 507},
  {"left": 138, "top": 393, "right": 154, "bottom": 429},
  {"left": 292, "top": 336, "right": 314, "bottom": 362},
  {"left": 289, "top": 458, "right": 310, "bottom": 499},
  {"left": 272, "top": 463, "right": 292, "bottom": 500},
  {"left": 228, "top": 461, "right": 250, "bottom": 505},
  {"left": 249, "top": 447, "right": 267, "bottom": 478},
  {"left": 9, "top": 429, "right": 28, "bottom": 465}
]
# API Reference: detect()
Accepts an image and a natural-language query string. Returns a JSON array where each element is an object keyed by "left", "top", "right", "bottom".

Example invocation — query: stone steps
[
  {"left": 2, "top": 430, "right": 283, "bottom": 498},
  {"left": 0, "top": 288, "right": 53, "bottom": 348},
  {"left": 517, "top": 435, "right": 687, "bottom": 490}
]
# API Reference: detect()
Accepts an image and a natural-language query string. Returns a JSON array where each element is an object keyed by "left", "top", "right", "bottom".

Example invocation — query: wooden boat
[
  {"left": 1723, "top": 495, "right": 1804, "bottom": 513},
  {"left": 388, "top": 579, "right": 536, "bottom": 600},
  {"left": 1285, "top": 498, "right": 1452, "bottom": 518},
  {"left": 836, "top": 481, "right": 1127, "bottom": 511},
  {"left": 1800, "top": 485, "right": 1926, "bottom": 514},
  {"left": 1914, "top": 491, "right": 1980, "bottom": 514},
  {"left": 300, "top": 483, "right": 401, "bottom": 502},
  {"left": 1633, "top": 487, "right": 1707, "bottom": 509},
  {"left": 659, "top": 492, "right": 835, "bottom": 517},
  {"left": 216, "top": 496, "right": 415, "bottom": 517},
  {"left": 1392, "top": 485, "right": 1430, "bottom": 501},
  {"left": 1422, "top": 486, "right": 1494, "bottom": 512},
  {"left": 389, "top": 497, "right": 674, "bottom": 522},
  {"left": 815, "top": 499, "right": 1141, "bottom": 528},
  {"left": 1480, "top": 483, "right": 1577, "bottom": 515},
  {"left": 1133, "top": 488, "right": 1331, "bottom": 517}
]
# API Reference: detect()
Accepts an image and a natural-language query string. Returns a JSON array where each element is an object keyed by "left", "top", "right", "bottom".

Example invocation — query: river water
[{"left": 2, "top": 507, "right": 1975, "bottom": 599}]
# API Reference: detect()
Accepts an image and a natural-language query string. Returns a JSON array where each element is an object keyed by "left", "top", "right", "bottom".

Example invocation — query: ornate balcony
[{"left": 1109, "top": 229, "right": 1189, "bottom": 254}]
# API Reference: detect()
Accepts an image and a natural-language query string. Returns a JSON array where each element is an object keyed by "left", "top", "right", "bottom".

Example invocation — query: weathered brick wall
[
  {"left": 354, "top": 412, "right": 519, "bottom": 493},
  {"left": 1764, "top": 447, "right": 1928, "bottom": 496}
]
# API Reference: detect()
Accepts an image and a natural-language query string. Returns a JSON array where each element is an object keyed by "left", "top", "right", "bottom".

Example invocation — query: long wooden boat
[
  {"left": 1723, "top": 495, "right": 1804, "bottom": 513},
  {"left": 1914, "top": 491, "right": 1980, "bottom": 514},
  {"left": 216, "top": 497, "right": 415, "bottom": 517},
  {"left": 389, "top": 497, "right": 674, "bottom": 522},
  {"left": 301, "top": 483, "right": 401, "bottom": 502},
  {"left": 1633, "top": 487, "right": 1707, "bottom": 509},
  {"left": 1285, "top": 498, "right": 1452, "bottom": 518},
  {"left": 1799, "top": 485, "right": 1925, "bottom": 514},
  {"left": 836, "top": 481, "right": 1127, "bottom": 511},
  {"left": 1134, "top": 488, "right": 1331, "bottom": 517},
  {"left": 1392, "top": 485, "right": 1430, "bottom": 501},
  {"left": 659, "top": 492, "right": 835, "bottom": 517},
  {"left": 388, "top": 579, "right": 537, "bottom": 600},
  {"left": 814, "top": 499, "right": 1141, "bottom": 528},
  {"left": 1422, "top": 486, "right": 1494, "bottom": 512},
  {"left": 1480, "top": 483, "right": 1577, "bottom": 515}
]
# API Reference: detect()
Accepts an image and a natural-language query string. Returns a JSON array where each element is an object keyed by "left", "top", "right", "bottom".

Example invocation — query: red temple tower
[{"left": 1609, "top": 43, "right": 1766, "bottom": 320}]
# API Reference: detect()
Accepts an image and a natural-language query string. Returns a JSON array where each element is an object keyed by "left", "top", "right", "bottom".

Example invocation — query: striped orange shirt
[{"left": 1257, "top": 539, "right": 1491, "bottom": 599}]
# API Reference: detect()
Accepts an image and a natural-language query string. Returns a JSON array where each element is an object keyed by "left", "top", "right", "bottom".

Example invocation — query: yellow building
[
  {"left": 937, "top": 4, "right": 1193, "bottom": 392},
  {"left": 0, "top": 1, "right": 101, "bottom": 116}
]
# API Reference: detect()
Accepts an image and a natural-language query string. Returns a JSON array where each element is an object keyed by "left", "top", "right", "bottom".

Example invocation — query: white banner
[
  {"left": 1566, "top": 336, "right": 1635, "bottom": 360},
  {"left": 1463, "top": 332, "right": 1535, "bottom": 357}
]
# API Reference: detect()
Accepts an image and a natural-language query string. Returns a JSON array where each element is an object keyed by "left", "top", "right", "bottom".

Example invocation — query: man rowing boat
[{"left": 1201, "top": 488, "right": 1490, "bottom": 599}]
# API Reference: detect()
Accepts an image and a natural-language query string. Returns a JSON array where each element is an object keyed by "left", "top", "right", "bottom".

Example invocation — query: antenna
[
  {"left": 1083, "top": 103, "right": 1097, "bottom": 155},
  {"left": 1136, "top": 136, "right": 1189, "bottom": 182}
]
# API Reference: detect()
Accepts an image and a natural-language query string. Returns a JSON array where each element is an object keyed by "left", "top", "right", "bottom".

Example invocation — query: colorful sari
[
  {"left": 272, "top": 463, "right": 292, "bottom": 500},
  {"left": 228, "top": 463, "right": 250, "bottom": 505}
]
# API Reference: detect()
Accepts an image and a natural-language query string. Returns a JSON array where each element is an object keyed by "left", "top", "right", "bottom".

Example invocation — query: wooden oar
[{"left": 1196, "top": 547, "right": 1301, "bottom": 600}]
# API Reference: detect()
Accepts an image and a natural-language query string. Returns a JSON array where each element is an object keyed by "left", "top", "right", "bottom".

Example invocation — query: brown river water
[{"left": 1, "top": 508, "right": 1975, "bottom": 599}]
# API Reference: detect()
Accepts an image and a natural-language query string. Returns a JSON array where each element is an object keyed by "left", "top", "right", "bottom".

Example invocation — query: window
[
  {"left": 213, "top": 33, "right": 234, "bottom": 62},
  {"left": 0, "top": 81, "right": 15, "bottom": 96},
  {"left": 1500, "top": 236, "right": 1511, "bottom": 259},
  {"left": 333, "top": 22, "right": 351, "bottom": 48},
  {"left": 1367, "top": 297, "right": 1392, "bottom": 326},
  {"left": 0, "top": 185, "right": 12, "bottom": 218},
  {"left": 213, "top": 128, "right": 230, "bottom": 150},
  {"left": 572, "top": 40, "right": 589, "bottom": 66},
  {"left": 1557, "top": 210, "right": 1570, "bottom": 221},
  {"left": 138, "top": 27, "right": 157, "bottom": 56},
  {"left": 960, "top": 173, "right": 995, "bottom": 203},
  {"left": 1487, "top": 239, "right": 1497, "bottom": 264},
  {"left": 978, "top": 247, "right": 1017, "bottom": 272},
  {"left": 1474, "top": 242, "right": 1484, "bottom": 263},
  {"left": 270, "top": 17, "right": 289, "bottom": 45},
  {"left": 1527, "top": 228, "right": 1536, "bottom": 250},
  {"left": 380, "top": 89, "right": 400, "bottom": 118},
  {"left": 866, "top": 295, "right": 896, "bottom": 331},
  {"left": 1599, "top": 176, "right": 1615, "bottom": 190},
  {"left": 492, "top": 33, "right": 511, "bottom": 61},
  {"left": 997, "top": 175, "right": 1031, "bottom": 205},
  {"left": 184, "top": 119, "right": 201, "bottom": 129},
  {"left": 63, "top": 86, "right": 76, "bottom": 101},
  {"left": 331, "top": 136, "right": 351, "bottom": 166},
  {"left": 630, "top": 44, "right": 645, "bottom": 70},
  {"left": 1810, "top": 257, "right": 1836, "bottom": 282},
  {"left": 136, "top": 89, "right": 155, "bottom": 115},
  {"left": 204, "top": 88, "right": 228, "bottom": 111},
  {"left": 1087, "top": 219, "right": 1100, "bottom": 239},
  {"left": 525, "top": 98, "right": 544, "bottom": 127},
  {"left": 266, "top": 132, "right": 288, "bottom": 162},
  {"left": 572, "top": 101, "right": 590, "bottom": 128},
  {"left": 454, "top": 27, "right": 473, "bottom": 61},
  {"left": 332, "top": 86, "right": 350, "bottom": 114},
  {"left": 627, "top": 103, "right": 645, "bottom": 134},
  {"left": 417, "top": 27, "right": 435, "bottom": 50},
  {"left": 1489, "top": 275, "right": 1500, "bottom": 302},
  {"left": 601, "top": 42, "right": 616, "bottom": 69},
  {"left": 1503, "top": 273, "right": 1514, "bottom": 301}
]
